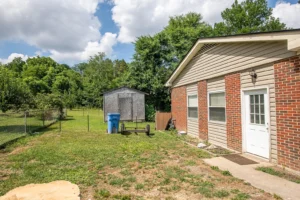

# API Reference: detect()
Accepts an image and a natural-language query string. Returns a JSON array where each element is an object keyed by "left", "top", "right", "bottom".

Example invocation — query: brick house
[{"left": 165, "top": 30, "right": 300, "bottom": 172}]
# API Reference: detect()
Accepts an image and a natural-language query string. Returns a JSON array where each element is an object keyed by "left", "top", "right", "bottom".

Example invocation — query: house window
[
  {"left": 209, "top": 92, "right": 226, "bottom": 122},
  {"left": 188, "top": 95, "right": 198, "bottom": 118}
]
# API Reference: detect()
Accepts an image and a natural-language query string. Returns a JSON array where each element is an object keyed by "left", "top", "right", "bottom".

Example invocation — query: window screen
[
  {"left": 188, "top": 95, "right": 198, "bottom": 118},
  {"left": 209, "top": 92, "right": 226, "bottom": 122}
]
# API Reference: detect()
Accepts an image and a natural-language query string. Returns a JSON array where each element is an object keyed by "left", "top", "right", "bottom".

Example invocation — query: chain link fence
[{"left": 0, "top": 109, "right": 64, "bottom": 147}]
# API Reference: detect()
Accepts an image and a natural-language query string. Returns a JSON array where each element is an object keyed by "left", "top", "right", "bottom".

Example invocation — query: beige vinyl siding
[
  {"left": 207, "top": 77, "right": 227, "bottom": 148},
  {"left": 241, "top": 64, "right": 277, "bottom": 163},
  {"left": 187, "top": 84, "right": 199, "bottom": 138},
  {"left": 173, "top": 41, "right": 296, "bottom": 87}
]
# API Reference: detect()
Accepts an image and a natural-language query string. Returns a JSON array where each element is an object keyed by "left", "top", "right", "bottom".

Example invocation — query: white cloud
[
  {"left": 0, "top": 0, "right": 119, "bottom": 64},
  {"left": 273, "top": 2, "right": 300, "bottom": 29},
  {"left": 50, "top": 32, "right": 117, "bottom": 62},
  {"left": 111, "top": 0, "right": 242, "bottom": 43},
  {"left": 0, "top": 53, "right": 29, "bottom": 64},
  {"left": 0, "top": 0, "right": 103, "bottom": 52}
]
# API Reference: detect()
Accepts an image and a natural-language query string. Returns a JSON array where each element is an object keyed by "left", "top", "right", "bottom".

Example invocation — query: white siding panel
[
  {"left": 186, "top": 84, "right": 198, "bottom": 94},
  {"left": 187, "top": 119, "right": 199, "bottom": 138},
  {"left": 173, "top": 41, "right": 295, "bottom": 87},
  {"left": 187, "top": 84, "right": 199, "bottom": 137},
  {"left": 241, "top": 64, "right": 277, "bottom": 163},
  {"left": 208, "top": 123, "right": 227, "bottom": 148},
  {"left": 207, "top": 77, "right": 225, "bottom": 91},
  {"left": 207, "top": 77, "right": 227, "bottom": 148}
]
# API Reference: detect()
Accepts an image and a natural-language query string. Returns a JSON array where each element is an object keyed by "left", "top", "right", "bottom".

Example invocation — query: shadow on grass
[
  {"left": 121, "top": 131, "right": 155, "bottom": 138},
  {"left": 0, "top": 125, "right": 41, "bottom": 133}
]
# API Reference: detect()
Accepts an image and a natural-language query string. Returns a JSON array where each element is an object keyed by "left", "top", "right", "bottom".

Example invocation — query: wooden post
[{"left": 24, "top": 111, "right": 27, "bottom": 134}]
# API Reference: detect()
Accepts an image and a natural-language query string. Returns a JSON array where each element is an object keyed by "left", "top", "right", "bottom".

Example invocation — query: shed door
[
  {"left": 244, "top": 89, "right": 270, "bottom": 159},
  {"left": 118, "top": 94, "right": 133, "bottom": 121}
]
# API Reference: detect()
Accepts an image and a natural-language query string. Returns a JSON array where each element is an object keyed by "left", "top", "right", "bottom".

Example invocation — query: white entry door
[{"left": 244, "top": 89, "right": 270, "bottom": 159}]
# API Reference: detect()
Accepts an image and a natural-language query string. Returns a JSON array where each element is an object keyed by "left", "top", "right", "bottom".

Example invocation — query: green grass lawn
[{"left": 0, "top": 109, "right": 274, "bottom": 199}]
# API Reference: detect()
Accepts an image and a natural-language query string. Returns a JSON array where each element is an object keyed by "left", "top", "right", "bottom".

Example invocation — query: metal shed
[{"left": 103, "top": 87, "right": 147, "bottom": 122}]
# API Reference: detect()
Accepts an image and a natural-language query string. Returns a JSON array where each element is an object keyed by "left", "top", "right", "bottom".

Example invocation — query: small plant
[
  {"left": 211, "top": 166, "right": 220, "bottom": 171},
  {"left": 214, "top": 189, "right": 230, "bottom": 198},
  {"left": 256, "top": 167, "right": 300, "bottom": 184},
  {"left": 184, "top": 160, "right": 196, "bottom": 166},
  {"left": 273, "top": 194, "right": 283, "bottom": 200},
  {"left": 120, "top": 169, "right": 133, "bottom": 176},
  {"left": 196, "top": 181, "right": 215, "bottom": 198},
  {"left": 135, "top": 183, "right": 144, "bottom": 190},
  {"left": 94, "top": 189, "right": 110, "bottom": 198},
  {"left": 232, "top": 192, "right": 250, "bottom": 200},
  {"left": 127, "top": 176, "right": 136, "bottom": 183},
  {"left": 231, "top": 189, "right": 240, "bottom": 194},
  {"left": 112, "top": 194, "right": 132, "bottom": 200},
  {"left": 109, "top": 176, "right": 126, "bottom": 186},
  {"left": 222, "top": 170, "right": 232, "bottom": 176}
]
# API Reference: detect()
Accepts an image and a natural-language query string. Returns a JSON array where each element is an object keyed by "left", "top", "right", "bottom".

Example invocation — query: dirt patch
[{"left": 89, "top": 155, "right": 274, "bottom": 200}]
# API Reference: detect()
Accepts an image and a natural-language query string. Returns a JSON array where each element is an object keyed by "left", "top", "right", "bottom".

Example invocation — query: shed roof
[
  {"left": 165, "top": 29, "right": 300, "bottom": 87},
  {"left": 103, "top": 86, "right": 148, "bottom": 95}
]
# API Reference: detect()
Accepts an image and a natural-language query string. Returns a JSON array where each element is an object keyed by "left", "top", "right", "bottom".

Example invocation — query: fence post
[
  {"left": 43, "top": 110, "right": 45, "bottom": 127},
  {"left": 83, "top": 108, "right": 84, "bottom": 116},
  {"left": 24, "top": 111, "right": 27, "bottom": 134},
  {"left": 59, "top": 119, "right": 62, "bottom": 133},
  {"left": 87, "top": 114, "right": 90, "bottom": 132}
]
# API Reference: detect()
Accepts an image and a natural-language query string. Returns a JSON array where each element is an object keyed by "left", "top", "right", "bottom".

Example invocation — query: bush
[{"left": 145, "top": 104, "right": 155, "bottom": 122}]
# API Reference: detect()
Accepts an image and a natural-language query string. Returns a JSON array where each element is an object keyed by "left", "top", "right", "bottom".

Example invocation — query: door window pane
[
  {"left": 255, "top": 114, "right": 260, "bottom": 124},
  {"left": 250, "top": 114, "right": 255, "bottom": 123},
  {"left": 250, "top": 105, "right": 254, "bottom": 113},
  {"left": 255, "top": 95, "right": 259, "bottom": 104},
  {"left": 261, "top": 115, "right": 265, "bottom": 124},
  {"left": 260, "top": 105, "right": 264, "bottom": 114},
  {"left": 255, "top": 104, "right": 259, "bottom": 113},
  {"left": 250, "top": 94, "right": 266, "bottom": 125},
  {"left": 260, "top": 94, "right": 264, "bottom": 103}
]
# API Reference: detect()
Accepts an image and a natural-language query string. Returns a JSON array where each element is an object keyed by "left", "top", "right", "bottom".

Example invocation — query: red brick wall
[
  {"left": 171, "top": 86, "right": 187, "bottom": 131},
  {"left": 198, "top": 81, "right": 208, "bottom": 140},
  {"left": 274, "top": 55, "right": 300, "bottom": 171},
  {"left": 225, "top": 73, "right": 242, "bottom": 152}
]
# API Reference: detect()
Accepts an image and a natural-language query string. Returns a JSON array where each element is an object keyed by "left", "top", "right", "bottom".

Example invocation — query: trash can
[{"left": 107, "top": 113, "right": 120, "bottom": 134}]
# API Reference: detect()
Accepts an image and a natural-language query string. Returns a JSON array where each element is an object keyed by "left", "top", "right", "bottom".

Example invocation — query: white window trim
[
  {"left": 187, "top": 94, "right": 198, "bottom": 120},
  {"left": 208, "top": 90, "right": 226, "bottom": 124}
]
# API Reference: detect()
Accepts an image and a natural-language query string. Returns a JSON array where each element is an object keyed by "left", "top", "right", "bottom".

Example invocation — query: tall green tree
[
  {"left": 129, "top": 13, "right": 213, "bottom": 111},
  {"left": 6, "top": 57, "right": 25, "bottom": 75},
  {"left": 82, "top": 53, "right": 115, "bottom": 107},
  {"left": 214, "top": 0, "right": 286, "bottom": 35},
  {"left": 0, "top": 66, "right": 33, "bottom": 112}
]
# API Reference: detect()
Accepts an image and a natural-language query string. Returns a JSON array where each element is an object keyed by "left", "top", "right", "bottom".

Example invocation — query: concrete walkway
[{"left": 203, "top": 155, "right": 300, "bottom": 200}]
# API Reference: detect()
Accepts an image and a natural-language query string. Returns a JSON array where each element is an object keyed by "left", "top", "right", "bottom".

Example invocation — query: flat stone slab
[{"left": 0, "top": 181, "right": 80, "bottom": 200}]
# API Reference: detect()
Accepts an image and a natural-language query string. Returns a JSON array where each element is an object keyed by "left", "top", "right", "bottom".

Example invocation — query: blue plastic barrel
[{"left": 107, "top": 113, "right": 120, "bottom": 134}]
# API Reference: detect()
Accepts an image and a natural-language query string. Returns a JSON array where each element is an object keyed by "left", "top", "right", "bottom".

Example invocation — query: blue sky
[{"left": 0, "top": 0, "right": 299, "bottom": 65}]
